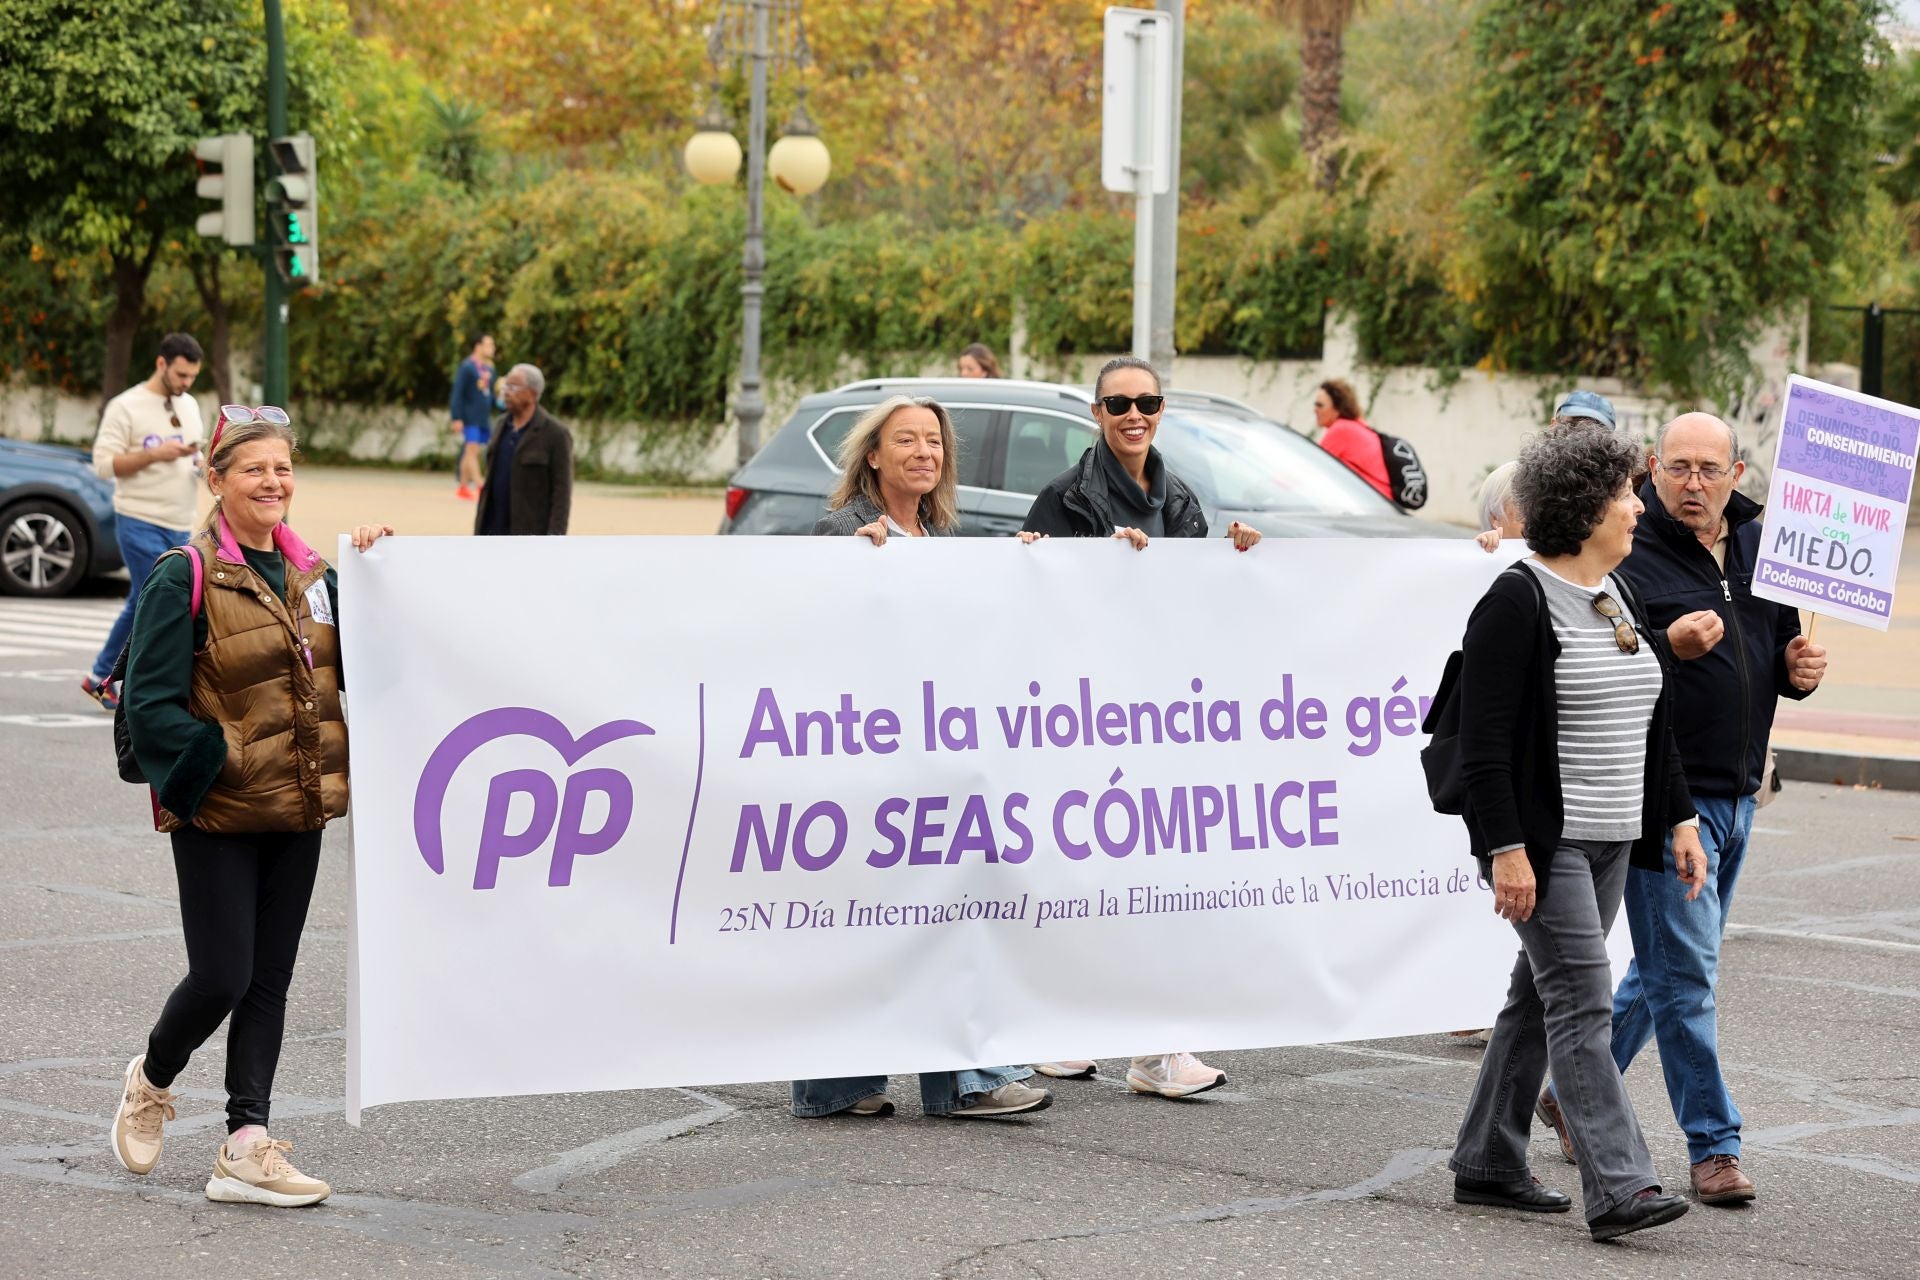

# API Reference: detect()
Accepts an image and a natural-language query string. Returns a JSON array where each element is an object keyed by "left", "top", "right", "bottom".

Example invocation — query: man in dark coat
[{"left": 475, "top": 363, "right": 574, "bottom": 537}]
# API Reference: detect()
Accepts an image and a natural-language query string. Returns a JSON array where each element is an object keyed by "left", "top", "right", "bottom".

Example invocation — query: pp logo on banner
[{"left": 413, "top": 707, "right": 654, "bottom": 889}]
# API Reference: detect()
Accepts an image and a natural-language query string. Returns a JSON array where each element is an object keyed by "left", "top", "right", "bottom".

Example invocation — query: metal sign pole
[
  {"left": 1148, "top": 0, "right": 1184, "bottom": 376},
  {"left": 1103, "top": 8, "right": 1172, "bottom": 364},
  {"left": 1130, "top": 21, "right": 1156, "bottom": 361}
]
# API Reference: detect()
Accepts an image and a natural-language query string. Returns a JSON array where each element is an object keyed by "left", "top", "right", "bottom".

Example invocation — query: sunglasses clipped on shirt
[
  {"left": 209, "top": 404, "right": 291, "bottom": 456},
  {"left": 1099, "top": 394, "right": 1165, "bottom": 416},
  {"left": 1590, "top": 590, "right": 1640, "bottom": 655}
]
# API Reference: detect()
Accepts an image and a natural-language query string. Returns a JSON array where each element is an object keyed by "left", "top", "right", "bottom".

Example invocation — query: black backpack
[
  {"left": 1420, "top": 563, "right": 1538, "bottom": 814},
  {"left": 1419, "top": 649, "right": 1466, "bottom": 815},
  {"left": 1374, "top": 427, "right": 1428, "bottom": 510}
]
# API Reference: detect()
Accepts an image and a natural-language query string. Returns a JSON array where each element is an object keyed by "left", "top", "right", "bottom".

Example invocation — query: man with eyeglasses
[
  {"left": 1535, "top": 411, "right": 1827, "bottom": 1208},
  {"left": 83, "top": 332, "right": 206, "bottom": 711}
]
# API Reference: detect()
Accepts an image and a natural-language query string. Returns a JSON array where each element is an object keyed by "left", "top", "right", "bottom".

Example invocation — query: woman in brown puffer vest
[{"left": 110, "top": 411, "right": 392, "bottom": 1209}]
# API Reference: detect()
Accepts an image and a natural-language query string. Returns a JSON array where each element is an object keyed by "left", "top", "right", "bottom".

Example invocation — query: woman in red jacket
[{"left": 1312, "top": 378, "right": 1392, "bottom": 501}]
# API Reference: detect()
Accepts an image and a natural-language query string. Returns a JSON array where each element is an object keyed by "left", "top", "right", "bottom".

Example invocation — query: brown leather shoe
[
  {"left": 1691, "top": 1154, "right": 1756, "bottom": 1204},
  {"left": 1534, "top": 1089, "right": 1576, "bottom": 1165}
]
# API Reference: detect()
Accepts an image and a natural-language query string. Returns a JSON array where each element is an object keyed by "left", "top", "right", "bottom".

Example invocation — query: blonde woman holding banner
[{"left": 793, "top": 395, "right": 1052, "bottom": 1118}]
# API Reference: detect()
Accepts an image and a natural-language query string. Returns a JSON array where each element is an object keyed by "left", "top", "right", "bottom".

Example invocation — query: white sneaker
[
  {"left": 1032, "top": 1060, "right": 1097, "bottom": 1079},
  {"left": 205, "top": 1136, "right": 330, "bottom": 1207},
  {"left": 947, "top": 1082, "right": 1052, "bottom": 1118},
  {"left": 1127, "top": 1052, "right": 1226, "bottom": 1098},
  {"left": 843, "top": 1094, "right": 894, "bottom": 1117}
]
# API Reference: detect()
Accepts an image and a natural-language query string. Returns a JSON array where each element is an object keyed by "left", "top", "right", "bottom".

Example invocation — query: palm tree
[
  {"left": 1270, "top": 0, "right": 1366, "bottom": 192},
  {"left": 424, "top": 91, "right": 493, "bottom": 193}
]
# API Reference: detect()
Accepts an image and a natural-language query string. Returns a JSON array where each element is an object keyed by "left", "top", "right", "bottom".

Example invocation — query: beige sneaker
[
  {"left": 205, "top": 1137, "right": 331, "bottom": 1207},
  {"left": 1126, "top": 1052, "right": 1226, "bottom": 1098},
  {"left": 946, "top": 1081, "right": 1052, "bottom": 1118},
  {"left": 110, "top": 1054, "right": 177, "bottom": 1175}
]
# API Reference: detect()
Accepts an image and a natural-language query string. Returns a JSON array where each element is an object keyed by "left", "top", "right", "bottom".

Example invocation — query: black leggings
[{"left": 143, "top": 827, "right": 322, "bottom": 1132}]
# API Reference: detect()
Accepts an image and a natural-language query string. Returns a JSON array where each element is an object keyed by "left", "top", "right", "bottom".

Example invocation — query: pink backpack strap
[{"left": 159, "top": 545, "right": 206, "bottom": 619}]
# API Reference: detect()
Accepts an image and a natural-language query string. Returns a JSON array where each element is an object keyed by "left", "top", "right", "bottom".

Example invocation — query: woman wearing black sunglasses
[
  {"left": 1020, "top": 356, "right": 1259, "bottom": 553},
  {"left": 1446, "top": 422, "right": 1707, "bottom": 1242},
  {"left": 1015, "top": 356, "right": 1256, "bottom": 1096}
]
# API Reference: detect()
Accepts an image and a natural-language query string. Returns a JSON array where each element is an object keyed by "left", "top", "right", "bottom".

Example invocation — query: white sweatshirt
[{"left": 90, "top": 384, "right": 205, "bottom": 531}]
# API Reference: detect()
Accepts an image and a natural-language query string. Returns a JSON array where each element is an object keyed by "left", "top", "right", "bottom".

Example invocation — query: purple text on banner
[
  {"left": 1776, "top": 383, "right": 1920, "bottom": 503},
  {"left": 1754, "top": 557, "right": 1895, "bottom": 619}
]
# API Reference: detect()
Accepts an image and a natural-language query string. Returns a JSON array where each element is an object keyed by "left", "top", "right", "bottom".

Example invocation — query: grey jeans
[{"left": 1449, "top": 839, "right": 1659, "bottom": 1221}]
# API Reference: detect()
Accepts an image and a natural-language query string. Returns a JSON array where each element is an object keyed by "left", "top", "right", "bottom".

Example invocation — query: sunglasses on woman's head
[
  {"left": 209, "top": 405, "right": 291, "bottom": 456},
  {"left": 1591, "top": 591, "right": 1640, "bottom": 654},
  {"left": 219, "top": 405, "right": 290, "bottom": 427},
  {"left": 1099, "top": 394, "right": 1164, "bottom": 416}
]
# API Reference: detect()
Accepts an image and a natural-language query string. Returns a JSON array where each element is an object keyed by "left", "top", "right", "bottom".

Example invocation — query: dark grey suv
[{"left": 719, "top": 377, "right": 1453, "bottom": 538}]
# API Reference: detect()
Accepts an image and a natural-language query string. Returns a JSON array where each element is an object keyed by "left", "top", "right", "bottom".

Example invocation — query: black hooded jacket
[
  {"left": 1613, "top": 481, "right": 1811, "bottom": 798},
  {"left": 1021, "top": 441, "right": 1207, "bottom": 539}
]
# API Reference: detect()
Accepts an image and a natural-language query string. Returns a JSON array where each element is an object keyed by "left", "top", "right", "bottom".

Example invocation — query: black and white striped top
[{"left": 1523, "top": 560, "right": 1663, "bottom": 841}]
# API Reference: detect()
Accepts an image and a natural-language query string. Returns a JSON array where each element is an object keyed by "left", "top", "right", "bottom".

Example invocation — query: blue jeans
[
  {"left": 791, "top": 1065, "right": 1031, "bottom": 1118},
  {"left": 93, "top": 515, "right": 190, "bottom": 681},
  {"left": 1611, "top": 793, "right": 1755, "bottom": 1162}
]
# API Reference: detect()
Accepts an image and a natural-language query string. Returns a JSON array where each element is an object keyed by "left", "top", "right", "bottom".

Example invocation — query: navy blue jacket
[
  {"left": 449, "top": 357, "right": 494, "bottom": 429},
  {"left": 1613, "top": 482, "right": 1810, "bottom": 799}
]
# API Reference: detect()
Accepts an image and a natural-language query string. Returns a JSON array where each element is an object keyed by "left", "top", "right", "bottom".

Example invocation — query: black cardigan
[{"left": 1458, "top": 563, "right": 1696, "bottom": 900}]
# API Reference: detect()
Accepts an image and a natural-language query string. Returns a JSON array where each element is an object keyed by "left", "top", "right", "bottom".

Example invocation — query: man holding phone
[{"left": 83, "top": 332, "right": 206, "bottom": 711}]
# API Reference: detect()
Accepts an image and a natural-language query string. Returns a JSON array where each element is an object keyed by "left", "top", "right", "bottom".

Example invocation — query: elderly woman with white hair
[
  {"left": 793, "top": 394, "right": 1053, "bottom": 1119},
  {"left": 1475, "top": 460, "right": 1524, "bottom": 552}
]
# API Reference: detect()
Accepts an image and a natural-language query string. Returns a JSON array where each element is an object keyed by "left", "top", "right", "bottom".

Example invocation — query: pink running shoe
[
  {"left": 1126, "top": 1052, "right": 1226, "bottom": 1098},
  {"left": 1032, "top": 1061, "right": 1097, "bottom": 1079}
]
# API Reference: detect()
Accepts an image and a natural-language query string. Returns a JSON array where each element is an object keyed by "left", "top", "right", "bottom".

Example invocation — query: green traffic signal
[{"left": 266, "top": 133, "right": 319, "bottom": 287}]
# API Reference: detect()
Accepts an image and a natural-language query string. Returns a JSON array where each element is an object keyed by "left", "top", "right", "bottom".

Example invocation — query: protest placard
[{"left": 1752, "top": 374, "right": 1917, "bottom": 630}]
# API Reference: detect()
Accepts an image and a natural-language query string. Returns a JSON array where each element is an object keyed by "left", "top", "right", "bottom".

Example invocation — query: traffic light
[
  {"left": 192, "top": 134, "right": 255, "bottom": 247},
  {"left": 266, "top": 134, "right": 319, "bottom": 287}
]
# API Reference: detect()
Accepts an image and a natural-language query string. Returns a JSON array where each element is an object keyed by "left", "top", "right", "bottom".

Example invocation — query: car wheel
[{"left": 0, "top": 499, "right": 92, "bottom": 597}]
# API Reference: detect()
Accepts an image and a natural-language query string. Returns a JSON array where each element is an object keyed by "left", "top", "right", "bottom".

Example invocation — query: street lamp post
[{"left": 685, "top": 1, "right": 829, "bottom": 468}]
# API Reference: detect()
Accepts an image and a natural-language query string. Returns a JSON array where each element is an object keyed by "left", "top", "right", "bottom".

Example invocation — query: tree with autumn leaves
[
  {"left": 0, "top": 0, "right": 1900, "bottom": 419},
  {"left": 358, "top": 0, "right": 1113, "bottom": 225}
]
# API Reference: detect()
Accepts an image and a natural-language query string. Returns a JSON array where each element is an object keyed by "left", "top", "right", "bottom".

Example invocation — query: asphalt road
[{"left": 1, "top": 593, "right": 1917, "bottom": 1278}]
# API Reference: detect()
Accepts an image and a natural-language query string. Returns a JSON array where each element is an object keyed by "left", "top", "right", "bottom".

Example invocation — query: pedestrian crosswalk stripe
[
  {"left": 0, "top": 600, "right": 119, "bottom": 659},
  {"left": 0, "top": 621, "right": 112, "bottom": 642},
  {"left": 0, "top": 606, "right": 123, "bottom": 627}
]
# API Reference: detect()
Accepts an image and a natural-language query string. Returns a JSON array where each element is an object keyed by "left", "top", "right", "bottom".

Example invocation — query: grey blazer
[{"left": 810, "top": 493, "right": 955, "bottom": 537}]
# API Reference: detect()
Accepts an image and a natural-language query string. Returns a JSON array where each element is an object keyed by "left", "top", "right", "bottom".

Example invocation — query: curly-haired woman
[{"left": 1446, "top": 423, "right": 1707, "bottom": 1242}]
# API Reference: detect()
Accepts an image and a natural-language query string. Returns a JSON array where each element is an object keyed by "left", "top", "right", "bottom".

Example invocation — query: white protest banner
[
  {"left": 340, "top": 536, "right": 1528, "bottom": 1122},
  {"left": 1752, "top": 374, "right": 1917, "bottom": 630}
]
